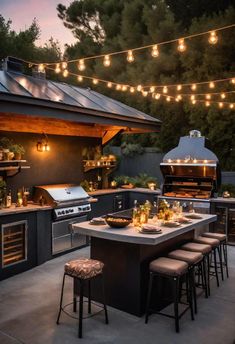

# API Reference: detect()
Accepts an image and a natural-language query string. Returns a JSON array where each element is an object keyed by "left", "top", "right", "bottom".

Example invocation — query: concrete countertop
[
  {"left": 88, "top": 187, "right": 161, "bottom": 196},
  {"left": 72, "top": 213, "right": 217, "bottom": 246},
  {"left": 0, "top": 202, "right": 52, "bottom": 216},
  {"left": 210, "top": 197, "right": 235, "bottom": 203}
]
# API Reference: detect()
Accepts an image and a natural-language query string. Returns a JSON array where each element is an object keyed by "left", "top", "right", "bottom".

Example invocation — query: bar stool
[
  {"left": 145, "top": 257, "right": 194, "bottom": 333},
  {"left": 56, "top": 258, "right": 109, "bottom": 338},
  {"left": 194, "top": 236, "right": 220, "bottom": 287},
  {"left": 202, "top": 232, "right": 229, "bottom": 278},
  {"left": 181, "top": 242, "right": 211, "bottom": 297},
  {"left": 168, "top": 250, "right": 203, "bottom": 314}
]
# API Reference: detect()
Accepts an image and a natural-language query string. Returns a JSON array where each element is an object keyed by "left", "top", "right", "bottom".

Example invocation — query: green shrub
[{"left": 219, "top": 184, "right": 235, "bottom": 197}]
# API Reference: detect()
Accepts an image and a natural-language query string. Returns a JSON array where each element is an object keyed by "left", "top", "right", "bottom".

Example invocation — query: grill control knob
[
  {"left": 66, "top": 210, "right": 70, "bottom": 214},
  {"left": 61, "top": 210, "right": 65, "bottom": 214},
  {"left": 70, "top": 209, "right": 74, "bottom": 213}
]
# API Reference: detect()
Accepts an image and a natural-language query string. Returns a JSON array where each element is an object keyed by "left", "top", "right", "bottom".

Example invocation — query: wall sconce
[{"left": 37, "top": 133, "right": 50, "bottom": 152}]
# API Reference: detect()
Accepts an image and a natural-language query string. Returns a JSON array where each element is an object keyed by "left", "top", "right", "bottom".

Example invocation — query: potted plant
[
  {"left": 9, "top": 144, "right": 25, "bottom": 160},
  {"left": 0, "top": 137, "right": 13, "bottom": 160}
]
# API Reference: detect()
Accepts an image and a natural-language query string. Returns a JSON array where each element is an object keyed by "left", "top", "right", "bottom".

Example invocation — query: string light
[
  {"left": 63, "top": 69, "right": 68, "bottom": 77},
  {"left": 38, "top": 64, "right": 45, "bottom": 72},
  {"left": 127, "top": 50, "right": 134, "bottom": 63},
  {"left": 192, "top": 99, "right": 197, "bottom": 104},
  {"left": 208, "top": 31, "right": 218, "bottom": 45},
  {"left": 78, "top": 59, "right": 86, "bottom": 71},
  {"left": 155, "top": 93, "right": 161, "bottom": 100},
  {"left": 191, "top": 95, "right": 195, "bottom": 100},
  {"left": 230, "top": 104, "right": 234, "bottom": 109},
  {"left": 209, "top": 81, "right": 215, "bottom": 89},
  {"left": 142, "top": 91, "right": 148, "bottom": 97},
  {"left": 163, "top": 86, "right": 168, "bottom": 94},
  {"left": 191, "top": 84, "right": 197, "bottom": 91},
  {"left": 205, "top": 101, "right": 210, "bottom": 107},
  {"left": 116, "top": 84, "right": 121, "bottom": 90},
  {"left": 177, "top": 85, "right": 182, "bottom": 91},
  {"left": 137, "top": 85, "right": 142, "bottom": 92},
  {"left": 221, "top": 93, "right": 226, "bottom": 99},
  {"left": 177, "top": 38, "right": 186, "bottom": 52},
  {"left": 103, "top": 55, "right": 111, "bottom": 67},
  {"left": 150, "top": 86, "right": 155, "bottom": 93},
  {"left": 61, "top": 62, "right": 67, "bottom": 69},
  {"left": 206, "top": 94, "right": 211, "bottom": 100},
  {"left": 166, "top": 96, "right": 171, "bottom": 102},
  {"left": 107, "top": 81, "right": 112, "bottom": 88},
  {"left": 130, "top": 87, "right": 135, "bottom": 93},
  {"left": 92, "top": 78, "right": 98, "bottom": 84},
  {"left": 219, "top": 102, "right": 224, "bottom": 108},
  {"left": 151, "top": 44, "right": 159, "bottom": 57},
  {"left": 231, "top": 78, "right": 235, "bottom": 84},
  {"left": 77, "top": 75, "right": 83, "bottom": 82},
  {"left": 55, "top": 63, "right": 61, "bottom": 74},
  {"left": 122, "top": 85, "right": 127, "bottom": 91}
]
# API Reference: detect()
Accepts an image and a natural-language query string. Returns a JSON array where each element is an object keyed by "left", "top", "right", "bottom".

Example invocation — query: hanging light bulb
[
  {"left": 177, "top": 84, "right": 182, "bottom": 91},
  {"left": 209, "top": 81, "right": 215, "bottom": 89},
  {"left": 192, "top": 99, "right": 197, "bottom": 105},
  {"left": 163, "top": 86, "right": 168, "bottom": 94},
  {"left": 150, "top": 86, "right": 155, "bottom": 93},
  {"left": 130, "top": 87, "right": 135, "bottom": 93},
  {"left": 55, "top": 63, "right": 61, "bottom": 74},
  {"left": 103, "top": 55, "right": 111, "bottom": 67},
  {"left": 219, "top": 102, "right": 224, "bottom": 108},
  {"left": 176, "top": 94, "right": 182, "bottom": 101},
  {"left": 78, "top": 59, "right": 86, "bottom": 71},
  {"left": 205, "top": 101, "right": 210, "bottom": 107},
  {"left": 63, "top": 69, "right": 68, "bottom": 77},
  {"left": 191, "top": 83, "right": 197, "bottom": 91},
  {"left": 166, "top": 96, "right": 171, "bottom": 102},
  {"left": 191, "top": 95, "right": 195, "bottom": 100},
  {"left": 231, "top": 78, "right": 235, "bottom": 84},
  {"left": 77, "top": 75, "right": 83, "bottom": 82},
  {"left": 122, "top": 85, "right": 127, "bottom": 91},
  {"left": 107, "top": 82, "right": 112, "bottom": 88},
  {"left": 175, "top": 97, "right": 180, "bottom": 102},
  {"left": 206, "top": 94, "right": 211, "bottom": 100},
  {"left": 220, "top": 93, "right": 226, "bottom": 99},
  {"left": 151, "top": 44, "right": 159, "bottom": 57},
  {"left": 177, "top": 38, "right": 186, "bottom": 52},
  {"left": 92, "top": 78, "right": 98, "bottom": 85},
  {"left": 127, "top": 50, "right": 134, "bottom": 63},
  {"left": 61, "top": 61, "right": 67, "bottom": 69},
  {"left": 137, "top": 85, "right": 142, "bottom": 92},
  {"left": 142, "top": 91, "right": 148, "bottom": 97},
  {"left": 229, "top": 103, "right": 234, "bottom": 109},
  {"left": 38, "top": 64, "right": 45, "bottom": 72},
  {"left": 155, "top": 93, "right": 161, "bottom": 100},
  {"left": 208, "top": 31, "right": 218, "bottom": 45},
  {"left": 116, "top": 84, "right": 121, "bottom": 90}
]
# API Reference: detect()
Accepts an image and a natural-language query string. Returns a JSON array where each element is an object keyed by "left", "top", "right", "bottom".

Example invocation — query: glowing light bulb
[
  {"left": 151, "top": 44, "right": 159, "bottom": 57},
  {"left": 116, "top": 84, "right": 121, "bottom": 90},
  {"left": 205, "top": 101, "right": 210, "bottom": 107},
  {"left": 176, "top": 94, "right": 182, "bottom": 101},
  {"left": 103, "top": 55, "right": 111, "bottom": 67},
  {"left": 137, "top": 85, "right": 142, "bottom": 92},
  {"left": 78, "top": 59, "right": 85, "bottom": 71},
  {"left": 155, "top": 93, "right": 161, "bottom": 100},
  {"left": 191, "top": 84, "right": 197, "bottom": 91},
  {"left": 130, "top": 87, "right": 135, "bottom": 93},
  {"left": 192, "top": 99, "right": 197, "bottom": 105},
  {"left": 92, "top": 78, "right": 98, "bottom": 85},
  {"left": 150, "top": 86, "right": 155, "bottom": 93},
  {"left": 107, "top": 82, "right": 112, "bottom": 88},
  {"left": 220, "top": 93, "right": 226, "bottom": 99},
  {"left": 61, "top": 61, "right": 67, "bottom": 69},
  {"left": 231, "top": 78, "right": 235, "bottom": 84},
  {"left": 193, "top": 159, "right": 197, "bottom": 163},
  {"left": 208, "top": 31, "right": 218, "bottom": 45},
  {"left": 38, "top": 64, "right": 45, "bottom": 72},
  {"left": 166, "top": 96, "right": 171, "bottom": 102},
  {"left": 177, "top": 159, "right": 181, "bottom": 163},
  {"left": 77, "top": 75, "right": 83, "bottom": 82},
  {"left": 55, "top": 63, "right": 61, "bottom": 74},
  {"left": 206, "top": 94, "right": 211, "bottom": 100},
  {"left": 177, "top": 85, "right": 182, "bottom": 91},
  {"left": 142, "top": 91, "right": 148, "bottom": 97},
  {"left": 127, "top": 50, "right": 134, "bottom": 63},
  {"left": 229, "top": 103, "right": 234, "bottom": 109},
  {"left": 177, "top": 38, "right": 186, "bottom": 52},
  {"left": 63, "top": 69, "right": 68, "bottom": 77},
  {"left": 168, "top": 159, "right": 172, "bottom": 163},
  {"left": 209, "top": 81, "right": 215, "bottom": 89},
  {"left": 219, "top": 102, "right": 223, "bottom": 108},
  {"left": 191, "top": 95, "right": 195, "bottom": 100},
  {"left": 163, "top": 86, "right": 168, "bottom": 94},
  {"left": 204, "top": 160, "right": 208, "bottom": 164},
  {"left": 122, "top": 85, "right": 127, "bottom": 91}
]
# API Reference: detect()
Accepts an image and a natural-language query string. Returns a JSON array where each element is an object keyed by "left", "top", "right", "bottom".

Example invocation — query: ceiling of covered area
[{"left": 0, "top": 70, "right": 161, "bottom": 144}]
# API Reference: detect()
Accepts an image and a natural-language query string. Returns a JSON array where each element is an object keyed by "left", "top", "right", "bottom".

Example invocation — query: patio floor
[{"left": 0, "top": 246, "right": 235, "bottom": 344}]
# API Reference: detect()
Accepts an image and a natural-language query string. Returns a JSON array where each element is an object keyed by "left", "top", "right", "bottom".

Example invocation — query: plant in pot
[
  {"left": 9, "top": 144, "right": 25, "bottom": 160},
  {"left": 0, "top": 137, "right": 14, "bottom": 160}
]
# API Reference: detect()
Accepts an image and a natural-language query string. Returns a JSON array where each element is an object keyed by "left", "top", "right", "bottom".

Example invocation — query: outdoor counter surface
[{"left": 72, "top": 213, "right": 217, "bottom": 245}]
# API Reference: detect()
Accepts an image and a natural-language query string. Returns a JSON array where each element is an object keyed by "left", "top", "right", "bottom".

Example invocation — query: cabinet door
[
  {"left": 211, "top": 205, "right": 228, "bottom": 234},
  {"left": 228, "top": 209, "right": 235, "bottom": 243}
]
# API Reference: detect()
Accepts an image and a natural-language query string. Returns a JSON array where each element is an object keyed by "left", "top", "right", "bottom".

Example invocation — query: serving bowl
[{"left": 105, "top": 215, "right": 132, "bottom": 228}]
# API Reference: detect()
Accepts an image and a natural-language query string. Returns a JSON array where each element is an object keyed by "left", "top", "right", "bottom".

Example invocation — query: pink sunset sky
[{"left": 0, "top": 0, "right": 76, "bottom": 48}]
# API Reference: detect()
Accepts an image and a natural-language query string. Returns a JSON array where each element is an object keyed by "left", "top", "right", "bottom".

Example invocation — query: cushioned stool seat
[
  {"left": 150, "top": 257, "right": 188, "bottom": 276},
  {"left": 181, "top": 242, "right": 211, "bottom": 254},
  {"left": 168, "top": 250, "right": 203, "bottom": 265},
  {"left": 202, "top": 232, "right": 226, "bottom": 241},
  {"left": 194, "top": 236, "right": 220, "bottom": 248},
  {"left": 65, "top": 258, "right": 104, "bottom": 279}
]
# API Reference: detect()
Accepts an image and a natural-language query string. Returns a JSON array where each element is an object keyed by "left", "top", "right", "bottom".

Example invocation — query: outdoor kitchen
[{"left": 0, "top": 2, "right": 235, "bottom": 343}]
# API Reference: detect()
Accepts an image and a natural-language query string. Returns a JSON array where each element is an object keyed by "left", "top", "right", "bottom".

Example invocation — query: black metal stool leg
[
  {"left": 191, "top": 267, "right": 197, "bottom": 314},
  {"left": 73, "top": 277, "right": 77, "bottom": 313},
  {"left": 223, "top": 242, "right": 229, "bottom": 278},
  {"left": 187, "top": 272, "right": 194, "bottom": 321},
  {"left": 78, "top": 280, "right": 84, "bottom": 339},
  {"left": 145, "top": 272, "right": 153, "bottom": 324},
  {"left": 213, "top": 248, "right": 219, "bottom": 287},
  {"left": 101, "top": 274, "right": 109, "bottom": 324},
  {"left": 173, "top": 277, "right": 180, "bottom": 333},
  {"left": 202, "top": 257, "right": 209, "bottom": 298},
  {"left": 206, "top": 255, "right": 210, "bottom": 296},
  {"left": 218, "top": 245, "right": 224, "bottom": 281},
  {"left": 88, "top": 279, "right": 91, "bottom": 314},
  {"left": 57, "top": 273, "right": 66, "bottom": 325}
]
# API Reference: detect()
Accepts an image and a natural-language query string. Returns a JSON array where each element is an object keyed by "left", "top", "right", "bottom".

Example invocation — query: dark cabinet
[
  {"left": 210, "top": 202, "right": 235, "bottom": 245},
  {"left": 91, "top": 193, "right": 128, "bottom": 217}
]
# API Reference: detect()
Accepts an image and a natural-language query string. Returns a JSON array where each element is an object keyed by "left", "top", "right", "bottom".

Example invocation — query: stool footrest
[{"left": 61, "top": 300, "right": 105, "bottom": 321}]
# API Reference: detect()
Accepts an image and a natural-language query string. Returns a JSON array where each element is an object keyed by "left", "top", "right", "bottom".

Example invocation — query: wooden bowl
[{"left": 105, "top": 215, "right": 132, "bottom": 228}]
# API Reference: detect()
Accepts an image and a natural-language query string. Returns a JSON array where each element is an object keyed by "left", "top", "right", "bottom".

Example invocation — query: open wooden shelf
[
  {"left": 0, "top": 160, "right": 30, "bottom": 177},
  {"left": 83, "top": 159, "right": 116, "bottom": 172}
]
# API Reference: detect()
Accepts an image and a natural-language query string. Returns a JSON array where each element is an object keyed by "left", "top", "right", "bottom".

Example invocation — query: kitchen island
[{"left": 72, "top": 213, "right": 217, "bottom": 316}]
